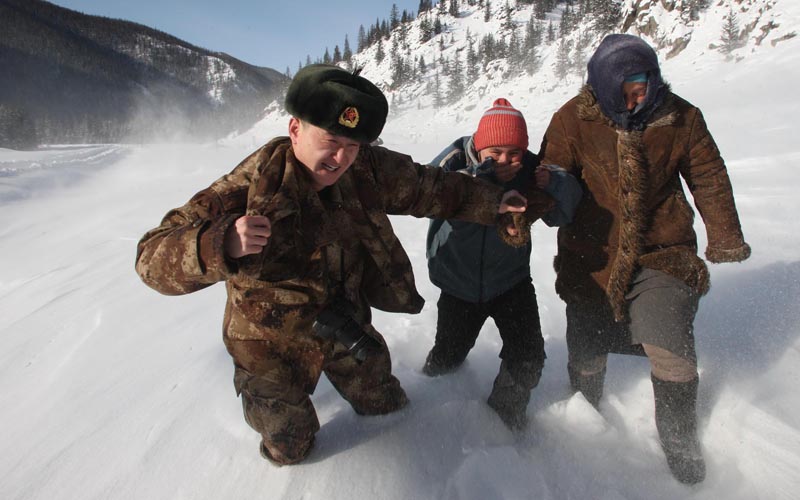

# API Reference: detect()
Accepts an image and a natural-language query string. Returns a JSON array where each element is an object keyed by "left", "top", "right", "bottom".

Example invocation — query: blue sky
[{"left": 48, "top": 0, "right": 423, "bottom": 72}]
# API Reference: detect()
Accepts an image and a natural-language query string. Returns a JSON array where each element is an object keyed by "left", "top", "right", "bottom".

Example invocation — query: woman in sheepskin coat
[{"left": 539, "top": 34, "right": 750, "bottom": 485}]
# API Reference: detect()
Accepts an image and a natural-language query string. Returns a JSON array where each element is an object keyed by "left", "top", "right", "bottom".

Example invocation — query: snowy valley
[{"left": 2, "top": 1, "right": 800, "bottom": 499}]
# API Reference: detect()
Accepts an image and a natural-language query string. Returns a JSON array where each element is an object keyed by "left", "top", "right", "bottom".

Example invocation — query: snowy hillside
[
  {"left": 0, "top": 0, "right": 287, "bottom": 147},
  {"left": 2, "top": 1, "right": 800, "bottom": 499},
  {"left": 236, "top": 0, "right": 795, "bottom": 150}
]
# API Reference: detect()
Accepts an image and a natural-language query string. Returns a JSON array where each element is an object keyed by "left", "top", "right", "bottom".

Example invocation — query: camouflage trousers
[{"left": 224, "top": 328, "right": 408, "bottom": 465}]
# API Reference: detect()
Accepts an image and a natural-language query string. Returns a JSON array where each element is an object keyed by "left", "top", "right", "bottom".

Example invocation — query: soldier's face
[{"left": 289, "top": 118, "right": 361, "bottom": 191}]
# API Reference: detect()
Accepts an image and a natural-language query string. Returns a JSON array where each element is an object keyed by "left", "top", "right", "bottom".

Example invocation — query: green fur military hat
[{"left": 284, "top": 64, "right": 388, "bottom": 143}]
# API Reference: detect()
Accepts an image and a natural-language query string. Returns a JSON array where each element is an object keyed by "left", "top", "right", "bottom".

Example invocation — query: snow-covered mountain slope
[{"left": 232, "top": 0, "right": 797, "bottom": 150}]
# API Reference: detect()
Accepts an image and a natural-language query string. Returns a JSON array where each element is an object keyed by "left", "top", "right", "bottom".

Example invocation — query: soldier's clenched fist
[{"left": 224, "top": 215, "right": 271, "bottom": 258}]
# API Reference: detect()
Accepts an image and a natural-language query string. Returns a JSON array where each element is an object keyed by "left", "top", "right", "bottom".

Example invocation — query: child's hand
[
  {"left": 495, "top": 161, "right": 522, "bottom": 183},
  {"left": 534, "top": 166, "right": 551, "bottom": 189}
]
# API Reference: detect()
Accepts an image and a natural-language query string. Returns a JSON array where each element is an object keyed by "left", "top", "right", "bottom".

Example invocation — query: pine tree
[
  {"left": 573, "top": 30, "right": 590, "bottom": 78},
  {"left": 391, "top": 53, "right": 407, "bottom": 88},
  {"left": 439, "top": 52, "right": 450, "bottom": 76},
  {"left": 721, "top": 7, "right": 743, "bottom": 56},
  {"left": 376, "top": 39, "right": 386, "bottom": 63},
  {"left": 522, "top": 12, "right": 542, "bottom": 75},
  {"left": 323, "top": 47, "right": 331, "bottom": 64},
  {"left": 372, "top": 18, "right": 381, "bottom": 43},
  {"left": 502, "top": 1, "right": 515, "bottom": 31},
  {"left": 390, "top": 4, "right": 400, "bottom": 29},
  {"left": 420, "top": 17, "right": 434, "bottom": 42},
  {"left": 398, "top": 21, "right": 409, "bottom": 48},
  {"left": 448, "top": 52, "right": 465, "bottom": 102},
  {"left": 524, "top": 12, "right": 543, "bottom": 50},
  {"left": 467, "top": 36, "right": 480, "bottom": 81},
  {"left": 357, "top": 25, "right": 367, "bottom": 52},
  {"left": 343, "top": 35, "right": 353, "bottom": 62},
  {"left": 333, "top": 45, "right": 342, "bottom": 63},
  {"left": 481, "top": 33, "right": 497, "bottom": 64},
  {"left": 449, "top": 0, "right": 459, "bottom": 17},
  {"left": 554, "top": 39, "right": 572, "bottom": 80},
  {"left": 433, "top": 71, "right": 445, "bottom": 108},
  {"left": 484, "top": 0, "right": 492, "bottom": 22},
  {"left": 508, "top": 25, "right": 522, "bottom": 68},
  {"left": 495, "top": 36, "right": 508, "bottom": 59},
  {"left": 578, "top": 0, "right": 588, "bottom": 17},
  {"left": 523, "top": 33, "right": 541, "bottom": 75},
  {"left": 434, "top": 16, "right": 444, "bottom": 35},
  {"left": 534, "top": 0, "right": 547, "bottom": 20},
  {"left": 419, "top": 54, "right": 427, "bottom": 73},
  {"left": 559, "top": 3, "right": 574, "bottom": 37},
  {"left": 547, "top": 20, "right": 555, "bottom": 43},
  {"left": 593, "top": 0, "right": 621, "bottom": 35}
]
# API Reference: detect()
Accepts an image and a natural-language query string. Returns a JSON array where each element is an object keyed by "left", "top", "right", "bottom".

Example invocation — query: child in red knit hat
[{"left": 423, "top": 98, "right": 582, "bottom": 430}]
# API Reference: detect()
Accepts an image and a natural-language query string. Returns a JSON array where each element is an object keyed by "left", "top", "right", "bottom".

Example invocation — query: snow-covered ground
[{"left": 3, "top": 22, "right": 800, "bottom": 500}]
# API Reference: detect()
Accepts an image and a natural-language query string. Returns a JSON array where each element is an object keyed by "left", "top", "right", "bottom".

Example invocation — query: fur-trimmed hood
[{"left": 586, "top": 34, "right": 667, "bottom": 130}]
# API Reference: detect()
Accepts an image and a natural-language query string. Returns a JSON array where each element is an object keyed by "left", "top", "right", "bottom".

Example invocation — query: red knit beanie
[{"left": 472, "top": 98, "right": 528, "bottom": 152}]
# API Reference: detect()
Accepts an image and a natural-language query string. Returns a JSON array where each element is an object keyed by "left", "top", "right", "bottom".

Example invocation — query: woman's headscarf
[{"left": 587, "top": 34, "right": 667, "bottom": 130}]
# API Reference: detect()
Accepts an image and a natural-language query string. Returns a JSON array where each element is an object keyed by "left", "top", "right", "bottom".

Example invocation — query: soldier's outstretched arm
[{"left": 367, "top": 146, "right": 520, "bottom": 224}]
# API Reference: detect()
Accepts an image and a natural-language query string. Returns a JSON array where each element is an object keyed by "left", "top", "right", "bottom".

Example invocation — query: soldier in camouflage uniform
[{"left": 135, "top": 64, "right": 527, "bottom": 465}]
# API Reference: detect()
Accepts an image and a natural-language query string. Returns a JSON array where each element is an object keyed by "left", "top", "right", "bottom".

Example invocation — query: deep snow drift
[{"left": 3, "top": 23, "right": 800, "bottom": 500}]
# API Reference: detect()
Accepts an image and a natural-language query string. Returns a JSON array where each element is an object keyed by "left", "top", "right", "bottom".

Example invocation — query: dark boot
[
  {"left": 568, "top": 364, "right": 605, "bottom": 408},
  {"left": 422, "top": 349, "right": 461, "bottom": 377},
  {"left": 651, "top": 374, "right": 706, "bottom": 484},
  {"left": 259, "top": 436, "right": 315, "bottom": 466},
  {"left": 487, "top": 359, "right": 542, "bottom": 431}
]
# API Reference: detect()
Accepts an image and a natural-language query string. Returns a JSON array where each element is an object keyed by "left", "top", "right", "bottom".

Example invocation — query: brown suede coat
[
  {"left": 136, "top": 137, "right": 503, "bottom": 377},
  {"left": 540, "top": 86, "right": 750, "bottom": 320}
]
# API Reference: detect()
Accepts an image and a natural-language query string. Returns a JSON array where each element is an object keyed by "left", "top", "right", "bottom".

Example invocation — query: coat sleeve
[
  {"left": 538, "top": 111, "right": 580, "bottom": 177},
  {"left": 368, "top": 146, "right": 503, "bottom": 226},
  {"left": 679, "top": 108, "right": 751, "bottom": 263},
  {"left": 134, "top": 150, "right": 260, "bottom": 295},
  {"left": 541, "top": 165, "right": 583, "bottom": 227}
]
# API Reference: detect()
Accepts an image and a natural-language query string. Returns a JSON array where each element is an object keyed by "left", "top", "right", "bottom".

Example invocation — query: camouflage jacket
[{"left": 136, "top": 137, "right": 503, "bottom": 347}]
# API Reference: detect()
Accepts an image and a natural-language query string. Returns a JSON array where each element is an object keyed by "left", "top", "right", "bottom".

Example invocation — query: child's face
[{"left": 479, "top": 146, "right": 524, "bottom": 166}]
